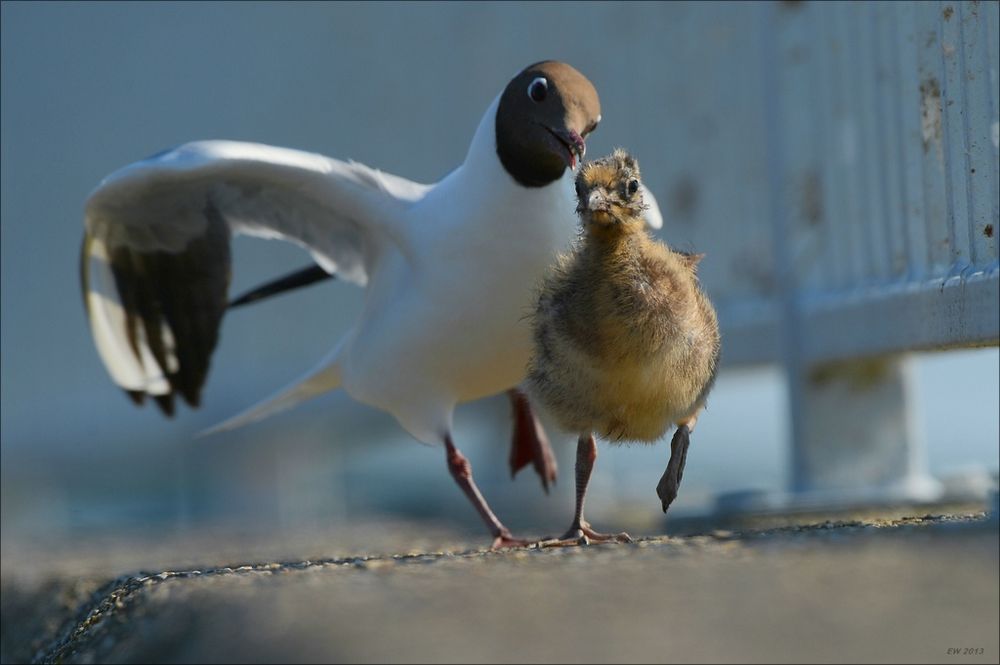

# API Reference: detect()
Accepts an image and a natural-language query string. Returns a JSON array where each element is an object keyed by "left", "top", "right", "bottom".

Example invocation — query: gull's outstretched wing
[{"left": 81, "top": 140, "right": 430, "bottom": 415}]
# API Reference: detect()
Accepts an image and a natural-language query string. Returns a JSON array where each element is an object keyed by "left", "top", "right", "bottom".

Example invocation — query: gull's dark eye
[
  {"left": 627, "top": 178, "right": 640, "bottom": 196},
  {"left": 527, "top": 77, "right": 548, "bottom": 103}
]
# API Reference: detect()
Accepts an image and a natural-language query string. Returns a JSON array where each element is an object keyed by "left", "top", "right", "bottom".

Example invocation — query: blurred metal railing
[
  {"left": 719, "top": 1, "right": 998, "bottom": 363},
  {"left": 708, "top": 1, "right": 999, "bottom": 506}
]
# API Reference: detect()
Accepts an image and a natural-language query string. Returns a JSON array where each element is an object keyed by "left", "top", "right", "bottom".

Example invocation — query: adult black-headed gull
[{"left": 80, "top": 61, "right": 662, "bottom": 548}]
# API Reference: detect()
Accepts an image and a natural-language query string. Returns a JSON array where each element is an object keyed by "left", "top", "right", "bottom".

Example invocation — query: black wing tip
[
  {"left": 153, "top": 393, "right": 176, "bottom": 418},
  {"left": 180, "top": 387, "right": 202, "bottom": 409},
  {"left": 124, "top": 388, "right": 202, "bottom": 417}
]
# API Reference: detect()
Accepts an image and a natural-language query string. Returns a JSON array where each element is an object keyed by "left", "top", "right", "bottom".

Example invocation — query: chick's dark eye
[
  {"left": 527, "top": 77, "right": 548, "bottom": 102},
  {"left": 627, "top": 179, "right": 640, "bottom": 196}
]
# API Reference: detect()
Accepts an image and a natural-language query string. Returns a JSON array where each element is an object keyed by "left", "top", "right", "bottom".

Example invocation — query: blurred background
[{"left": 1, "top": 1, "right": 998, "bottom": 557}]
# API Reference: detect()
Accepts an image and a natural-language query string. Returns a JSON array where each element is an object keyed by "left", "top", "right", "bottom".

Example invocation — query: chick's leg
[
  {"left": 657, "top": 413, "right": 699, "bottom": 514},
  {"left": 507, "top": 389, "right": 558, "bottom": 493},
  {"left": 445, "top": 435, "right": 529, "bottom": 549},
  {"left": 542, "top": 434, "right": 632, "bottom": 547}
]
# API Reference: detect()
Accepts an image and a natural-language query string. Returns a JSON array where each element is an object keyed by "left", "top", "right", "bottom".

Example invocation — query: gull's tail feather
[{"left": 199, "top": 354, "right": 342, "bottom": 437}]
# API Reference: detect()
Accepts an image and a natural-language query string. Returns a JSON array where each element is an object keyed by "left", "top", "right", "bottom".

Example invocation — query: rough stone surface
[{"left": 2, "top": 510, "right": 998, "bottom": 664}]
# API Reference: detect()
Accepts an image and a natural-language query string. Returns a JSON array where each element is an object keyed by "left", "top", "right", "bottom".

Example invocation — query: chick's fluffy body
[{"left": 528, "top": 151, "right": 720, "bottom": 442}]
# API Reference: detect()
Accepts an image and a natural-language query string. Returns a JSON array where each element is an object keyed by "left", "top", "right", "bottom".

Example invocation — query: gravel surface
[{"left": 2, "top": 511, "right": 997, "bottom": 664}]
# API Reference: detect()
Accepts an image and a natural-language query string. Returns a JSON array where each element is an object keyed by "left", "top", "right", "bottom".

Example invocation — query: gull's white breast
[{"left": 339, "top": 164, "right": 579, "bottom": 442}]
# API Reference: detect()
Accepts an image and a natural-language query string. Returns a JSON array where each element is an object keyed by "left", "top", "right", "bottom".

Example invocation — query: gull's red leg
[
  {"left": 445, "top": 435, "right": 529, "bottom": 549},
  {"left": 507, "top": 389, "right": 557, "bottom": 493}
]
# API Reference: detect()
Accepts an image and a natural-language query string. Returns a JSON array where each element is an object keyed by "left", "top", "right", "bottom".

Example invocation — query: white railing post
[
  {"left": 791, "top": 356, "right": 942, "bottom": 503},
  {"left": 760, "top": 2, "right": 945, "bottom": 508}
]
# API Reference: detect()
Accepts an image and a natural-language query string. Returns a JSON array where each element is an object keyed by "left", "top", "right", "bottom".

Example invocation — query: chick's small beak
[{"left": 587, "top": 189, "right": 609, "bottom": 212}]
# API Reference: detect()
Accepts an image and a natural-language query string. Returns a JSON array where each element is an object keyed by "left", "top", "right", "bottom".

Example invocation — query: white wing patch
[{"left": 85, "top": 237, "right": 174, "bottom": 394}]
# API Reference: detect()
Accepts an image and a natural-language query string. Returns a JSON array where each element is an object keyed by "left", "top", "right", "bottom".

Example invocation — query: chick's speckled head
[{"left": 575, "top": 149, "right": 646, "bottom": 233}]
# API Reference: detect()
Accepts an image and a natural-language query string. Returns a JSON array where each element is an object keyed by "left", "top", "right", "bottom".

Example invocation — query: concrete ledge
[{"left": 4, "top": 511, "right": 997, "bottom": 664}]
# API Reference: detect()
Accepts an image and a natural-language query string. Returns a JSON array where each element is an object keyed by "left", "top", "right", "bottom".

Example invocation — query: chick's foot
[
  {"left": 657, "top": 425, "right": 691, "bottom": 513},
  {"left": 539, "top": 521, "right": 633, "bottom": 548}
]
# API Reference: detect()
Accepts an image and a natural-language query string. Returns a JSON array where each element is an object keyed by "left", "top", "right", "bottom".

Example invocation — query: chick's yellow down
[
  {"left": 527, "top": 150, "right": 720, "bottom": 542},
  {"left": 528, "top": 149, "right": 720, "bottom": 443}
]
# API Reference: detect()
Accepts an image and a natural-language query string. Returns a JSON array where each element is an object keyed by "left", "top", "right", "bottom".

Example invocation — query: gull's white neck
[
  {"left": 456, "top": 95, "right": 507, "bottom": 188},
  {"left": 446, "top": 94, "right": 575, "bottom": 209}
]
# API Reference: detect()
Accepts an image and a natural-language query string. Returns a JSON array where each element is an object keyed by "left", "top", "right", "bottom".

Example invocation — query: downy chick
[{"left": 527, "top": 149, "right": 720, "bottom": 544}]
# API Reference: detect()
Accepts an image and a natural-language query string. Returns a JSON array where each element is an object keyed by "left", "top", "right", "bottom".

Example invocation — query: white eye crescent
[{"left": 527, "top": 77, "right": 548, "bottom": 102}]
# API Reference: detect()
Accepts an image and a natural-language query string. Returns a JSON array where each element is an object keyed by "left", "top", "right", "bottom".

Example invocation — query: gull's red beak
[{"left": 545, "top": 127, "right": 586, "bottom": 170}]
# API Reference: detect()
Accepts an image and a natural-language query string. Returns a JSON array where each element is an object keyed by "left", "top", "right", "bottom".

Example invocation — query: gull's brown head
[{"left": 495, "top": 61, "right": 601, "bottom": 188}]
